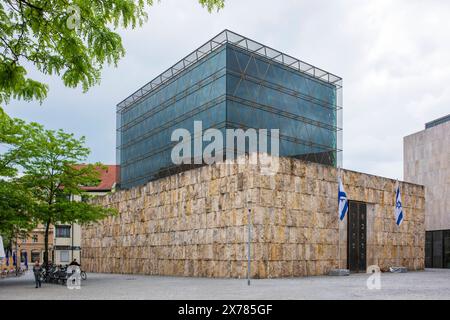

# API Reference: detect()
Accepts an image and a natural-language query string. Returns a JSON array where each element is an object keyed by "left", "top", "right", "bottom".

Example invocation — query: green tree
[
  {"left": 0, "top": 0, "right": 224, "bottom": 105},
  {"left": 0, "top": 109, "right": 37, "bottom": 240},
  {"left": 19, "top": 125, "right": 116, "bottom": 264},
  {"left": 0, "top": 181, "right": 36, "bottom": 240},
  {"left": 0, "top": 108, "right": 26, "bottom": 176}
]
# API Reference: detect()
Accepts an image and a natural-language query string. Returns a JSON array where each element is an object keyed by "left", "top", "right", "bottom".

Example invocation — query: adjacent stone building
[
  {"left": 404, "top": 114, "right": 450, "bottom": 269},
  {"left": 82, "top": 156, "right": 425, "bottom": 278}
]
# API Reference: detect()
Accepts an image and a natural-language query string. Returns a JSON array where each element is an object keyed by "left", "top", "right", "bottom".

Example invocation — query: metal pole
[
  {"left": 396, "top": 180, "right": 400, "bottom": 267},
  {"left": 15, "top": 231, "right": 20, "bottom": 276},
  {"left": 338, "top": 222, "right": 341, "bottom": 270},
  {"left": 338, "top": 168, "right": 341, "bottom": 270},
  {"left": 72, "top": 223, "right": 74, "bottom": 262},
  {"left": 247, "top": 208, "right": 251, "bottom": 286}
]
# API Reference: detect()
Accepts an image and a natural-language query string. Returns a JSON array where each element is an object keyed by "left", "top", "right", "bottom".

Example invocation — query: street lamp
[{"left": 247, "top": 208, "right": 251, "bottom": 286}]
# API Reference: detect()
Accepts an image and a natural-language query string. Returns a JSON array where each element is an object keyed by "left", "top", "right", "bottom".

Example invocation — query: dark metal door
[
  {"left": 347, "top": 201, "right": 367, "bottom": 273},
  {"left": 425, "top": 231, "right": 433, "bottom": 268},
  {"left": 444, "top": 231, "right": 450, "bottom": 269},
  {"left": 432, "top": 231, "right": 443, "bottom": 268}
]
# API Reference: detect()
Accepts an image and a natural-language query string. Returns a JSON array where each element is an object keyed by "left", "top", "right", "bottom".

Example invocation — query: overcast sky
[{"left": 5, "top": 0, "right": 450, "bottom": 180}]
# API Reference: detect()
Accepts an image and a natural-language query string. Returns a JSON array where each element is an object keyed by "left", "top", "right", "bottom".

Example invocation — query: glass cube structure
[{"left": 117, "top": 30, "right": 343, "bottom": 189}]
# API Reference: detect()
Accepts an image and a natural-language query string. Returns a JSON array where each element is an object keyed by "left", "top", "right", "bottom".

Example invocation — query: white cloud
[{"left": 4, "top": 0, "right": 450, "bottom": 180}]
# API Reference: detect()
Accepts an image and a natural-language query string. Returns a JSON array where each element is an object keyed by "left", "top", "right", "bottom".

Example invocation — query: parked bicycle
[{"left": 40, "top": 263, "right": 87, "bottom": 285}]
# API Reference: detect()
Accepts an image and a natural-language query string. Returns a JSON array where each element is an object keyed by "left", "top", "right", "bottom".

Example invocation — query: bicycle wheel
[{"left": 80, "top": 271, "right": 87, "bottom": 280}]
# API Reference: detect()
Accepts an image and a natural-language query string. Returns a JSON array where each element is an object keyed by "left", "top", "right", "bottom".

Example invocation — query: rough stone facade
[{"left": 82, "top": 157, "right": 425, "bottom": 278}]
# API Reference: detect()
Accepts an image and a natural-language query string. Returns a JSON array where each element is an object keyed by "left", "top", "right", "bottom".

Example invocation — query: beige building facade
[
  {"left": 53, "top": 165, "right": 118, "bottom": 265},
  {"left": 404, "top": 116, "right": 450, "bottom": 231},
  {"left": 53, "top": 222, "right": 82, "bottom": 265},
  {"left": 404, "top": 115, "right": 450, "bottom": 268},
  {"left": 4, "top": 225, "right": 54, "bottom": 268},
  {"left": 82, "top": 157, "right": 425, "bottom": 278}
]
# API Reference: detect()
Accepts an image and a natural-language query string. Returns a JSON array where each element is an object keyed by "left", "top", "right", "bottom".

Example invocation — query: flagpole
[
  {"left": 334, "top": 166, "right": 349, "bottom": 275},
  {"left": 338, "top": 220, "right": 341, "bottom": 270},
  {"left": 247, "top": 208, "right": 251, "bottom": 286},
  {"left": 338, "top": 167, "right": 341, "bottom": 270},
  {"left": 392, "top": 180, "right": 406, "bottom": 272},
  {"left": 396, "top": 179, "right": 400, "bottom": 267}
]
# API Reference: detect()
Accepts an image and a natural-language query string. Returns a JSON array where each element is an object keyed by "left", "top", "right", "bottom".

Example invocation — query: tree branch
[{"left": 17, "top": 0, "right": 44, "bottom": 12}]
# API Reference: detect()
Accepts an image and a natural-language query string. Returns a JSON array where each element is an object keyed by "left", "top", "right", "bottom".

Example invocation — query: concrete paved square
[{"left": 0, "top": 269, "right": 449, "bottom": 300}]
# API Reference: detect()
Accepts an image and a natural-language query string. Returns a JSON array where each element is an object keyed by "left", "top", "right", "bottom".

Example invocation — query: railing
[{"left": 117, "top": 29, "right": 342, "bottom": 111}]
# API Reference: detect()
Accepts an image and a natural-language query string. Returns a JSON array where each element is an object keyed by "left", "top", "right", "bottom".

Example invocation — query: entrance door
[
  {"left": 432, "top": 231, "right": 443, "bottom": 268},
  {"left": 444, "top": 230, "right": 450, "bottom": 269},
  {"left": 347, "top": 201, "right": 367, "bottom": 273}
]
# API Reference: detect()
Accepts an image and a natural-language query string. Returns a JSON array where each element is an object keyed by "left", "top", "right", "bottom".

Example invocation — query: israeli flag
[
  {"left": 338, "top": 177, "right": 349, "bottom": 221},
  {"left": 395, "top": 185, "right": 404, "bottom": 226}
]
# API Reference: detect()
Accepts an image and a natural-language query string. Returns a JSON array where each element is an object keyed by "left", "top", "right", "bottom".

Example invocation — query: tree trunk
[{"left": 44, "top": 220, "right": 50, "bottom": 265}]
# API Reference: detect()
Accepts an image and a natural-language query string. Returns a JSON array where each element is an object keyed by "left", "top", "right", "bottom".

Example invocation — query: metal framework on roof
[{"left": 117, "top": 29, "right": 343, "bottom": 111}]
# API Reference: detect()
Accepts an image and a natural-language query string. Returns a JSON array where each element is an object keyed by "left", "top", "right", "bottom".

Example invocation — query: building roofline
[
  {"left": 117, "top": 29, "right": 343, "bottom": 111},
  {"left": 425, "top": 114, "right": 450, "bottom": 129}
]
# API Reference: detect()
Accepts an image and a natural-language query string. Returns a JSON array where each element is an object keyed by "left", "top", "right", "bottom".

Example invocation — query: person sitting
[{"left": 69, "top": 259, "right": 80, "bottom": 266}]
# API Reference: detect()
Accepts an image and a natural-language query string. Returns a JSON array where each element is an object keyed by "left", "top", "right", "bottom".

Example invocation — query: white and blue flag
[
  {"left": 338, "top": 177, "right": 348, "bottom": 221},
  {"left": 395, "top": 184, "right": 404, "bottom": 226}
]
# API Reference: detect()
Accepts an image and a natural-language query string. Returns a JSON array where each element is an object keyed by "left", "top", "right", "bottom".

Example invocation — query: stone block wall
[{"left": 82, "top": 157, "right": 425, "bottom": 278}]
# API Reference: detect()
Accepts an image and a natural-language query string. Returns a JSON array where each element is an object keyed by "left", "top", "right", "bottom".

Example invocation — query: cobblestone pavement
[{"left": 0, "top": 269, "right": 449, "bottom": 300}]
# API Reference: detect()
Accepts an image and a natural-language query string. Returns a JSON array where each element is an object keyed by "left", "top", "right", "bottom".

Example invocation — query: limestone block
[
  {"left": 305, "top": 179, "right": 318, "bottom": 195},
  {"left": 305, "top": 261, "right": 316, "bottom": 276},
  {"left": 283, "top": 244, "right": 298, "bottom": 261},
  {"left": 259, "top": 189, "right": 274, "bottom": 207},
  {"left": 292, "top": 160, "right": 306, "bottom": 177},
  {"left": 268, "top": 243, "right": 282, "bottom": 261},
  {"left": 292, "top": 260, "right": 306, "bottom": 277},
  {"left": 265, "top": 175, "right": 278, "bottom": 191},
  {"left": 251, "top": 260, "right": 266, "bottom": 279},
  {"left": 286, "top": 209, "right": 299, "bottom": 227},
  {"left": 267, "top": 261, "right": 282, "bottom": 278},
  {"left": 230, "top": 260, "right": 246, "bottom": 278},
  {"left": 275, "top": 225, "right": 288, "bottom": 243},
  {"left": 323, "top": 166, "right": 336, "bottom": 182},
  {"left": 288, "top": 227, "right": 298, "bottom": 244},
  {"left": 278, "top": 208, "right": 288, "bottom": 226},
  {"left": 285, "top": 192, "right": 296, "bottom": 210},
  {"left": 305, "top": 164, "right": 318, "bottom": 180},
  {"left": 304, "top": 244, "right": 315, "bottom": 261},
  {"left": 302, "top": 227, "right": 313, "bottom": 243},
  {"left": 292, "top": 176, "right": 301, "bottom": 194},
  {"left": 233, "top": 191, "right": 245, "bottom": 209}
]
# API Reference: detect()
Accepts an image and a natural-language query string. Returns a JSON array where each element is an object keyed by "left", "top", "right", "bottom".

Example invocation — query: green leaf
[{"left": 0, "top": 0, "right": 224, "bottom": 105}]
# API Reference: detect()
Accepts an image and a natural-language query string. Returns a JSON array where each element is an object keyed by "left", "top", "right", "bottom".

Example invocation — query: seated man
[{"left": 69, "top": 259, "right": 80, "bottom": 267}]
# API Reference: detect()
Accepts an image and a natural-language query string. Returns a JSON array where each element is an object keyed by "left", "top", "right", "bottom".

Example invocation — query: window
[
  {"left": 32, "top": 234, "right": 38, "bottom": 243},
  {"left": 31, "top": 251, "right": 40, "bottom": 263},
  {"left": 55, "top": 225, "right": 71, "bottom": 238},
  {"left": 60, "top": 250, "right": 70, "bottom": 263},
  {"left": 21, "top": 251, "right": 27, "bottom": 262}
]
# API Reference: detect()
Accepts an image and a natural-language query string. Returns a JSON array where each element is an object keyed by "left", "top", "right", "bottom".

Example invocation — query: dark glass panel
[{"left": 433, "top": 231, "right": 443, "bottom": 268}]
